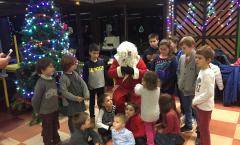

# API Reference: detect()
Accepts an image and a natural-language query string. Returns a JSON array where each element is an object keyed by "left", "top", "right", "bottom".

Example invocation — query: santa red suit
[{"left": 108, "top": 41, "right": 147, "bottom": 113}]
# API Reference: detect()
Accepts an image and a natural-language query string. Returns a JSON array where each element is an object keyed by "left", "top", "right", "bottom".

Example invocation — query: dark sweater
[
  {"left": 60, "top": 71, "right": 89, "bottom": 116},
  {"left": 151, "top": 56, "right": 178, "bottom": 95},
  {"left": 83, "top": 58, "right": 107, "bottom": 90},
  {"left": 143, "top": 47, "right": 159, "bottom": 69},
  {"left": 70, "top": 128, "right": 102, "bottom": 145},
  {"left": 32, "top": 75, "right": 58, "bottom": 114}
]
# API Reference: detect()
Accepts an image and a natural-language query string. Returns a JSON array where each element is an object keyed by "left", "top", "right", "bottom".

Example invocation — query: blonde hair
[
  {"left": 114, "top": 113, "right": 127, "bottom": 124},
  {"left": 179, "top": 36, "right": 195, "bottom": 47}
]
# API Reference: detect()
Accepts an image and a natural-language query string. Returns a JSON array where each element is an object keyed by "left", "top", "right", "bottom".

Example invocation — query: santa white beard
[
  {"left": 117, "top": 54, "right": 140, "bottom": 68},
  {"left": 114, "top": 41, "right": 140, "bottom": 68}
]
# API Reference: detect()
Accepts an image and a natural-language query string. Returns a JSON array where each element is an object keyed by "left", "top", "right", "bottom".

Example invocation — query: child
[
  {"left": 193, "top": 45, "right": 215, "bottom": 145},
  {"left": 169, "top": 36, "right": 183, "bottom": 61},
  {"left": 70, "top": 112, "right": 102, "bottom": 145},
  {"left": 96, "top": 93, "right": 116, "bottom": 144},
  {"left": 151, "top": 39, "right": 178, "bottom": 96},
  {"left": 32, "top": 58, "right": 60, "bottom": 145},
  {"left": 177, "top": 36, "right": 199, "bottom": 132},
  {"left": 60, "top": 55, "right": 89, "bottom": 133},
  {"left": 125, "top": 102, "right": 147, "bottom": 145},
  {"left": 143, "top": 33, "right": 159, "bottom": 69},
  {"left": 83, "top": 43, "right": 106, "bottom": 119},
  {"left": 134, "top": 71, "right": 160, "bottom": 145},
  {"left": 155, "top": 93, "right": 184, "bottom": 145},
  {"left": 112, "top": 113, "right": 135, "bottom": 145}
]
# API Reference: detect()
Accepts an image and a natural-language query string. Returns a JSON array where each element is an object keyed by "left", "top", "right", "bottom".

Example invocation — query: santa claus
[{"left": 108, "top": 41, "right": 147, "bottom": 113}]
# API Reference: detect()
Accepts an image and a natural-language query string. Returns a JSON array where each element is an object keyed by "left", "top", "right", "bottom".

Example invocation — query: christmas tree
[{"left": 15, "top": 0, "right": 69, "bottom": 102}]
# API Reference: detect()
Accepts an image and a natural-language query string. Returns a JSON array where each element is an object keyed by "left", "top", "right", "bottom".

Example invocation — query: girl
[
  {"left": 96, "top": 93, "right": 116, "bottom": 144},
  {"left": 151, "top": 39, "right": 178, "bottom": 96},
  {"left": 70, "top": 112, "right": 102, "bottom": 145},
  {"left": 134, "top": 71, "right": 160, "bottom": 145},
  {"left": 125, "top": 102, "right": 147, "bottom": 145},
  {"left": 155, "top": 94, "right": 184, "bottom": 145},
  {"left": 60, "top": 55, "right": 90, "bottom": 133}
]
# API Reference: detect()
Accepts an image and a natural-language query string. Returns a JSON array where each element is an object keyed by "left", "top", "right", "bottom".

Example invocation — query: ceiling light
[
  {"left": 156, "top": 3, "right": 164, "bottom": 6},
  {"left": 0, "top": 1, "right": 6, "bottom": 4},
  {"left": 75, "top": 1, "right": 80, "bottom": 5}
]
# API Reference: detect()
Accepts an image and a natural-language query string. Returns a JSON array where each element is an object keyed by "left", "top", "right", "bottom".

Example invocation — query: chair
[
  {"left": 5, "top": 35, "right": 20, "bottom": 72},
  {"left": 0, "top": 35, "right": 20, "bottom": 109}
]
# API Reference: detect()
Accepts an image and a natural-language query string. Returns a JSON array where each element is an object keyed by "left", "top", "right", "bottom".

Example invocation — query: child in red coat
[
  {"left": 155, "top": 94, "right": 184, "bottom": 145},
  {"left": 125, "top": 102, "right": 147, "bottom": 145}
]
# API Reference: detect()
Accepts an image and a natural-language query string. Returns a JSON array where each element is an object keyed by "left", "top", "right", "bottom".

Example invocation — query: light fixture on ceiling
[
  {"left": 75, "top": 1, "right": 80, "bottom": 5},
  {"left": 0, "top": 1, "right": 6, "bottom": 4},
  {"left": 72, "top": 0, "right": 80, "bottom": 6},
  {"left": 156, "top": 3, "right": 164, "bottom": 6}
]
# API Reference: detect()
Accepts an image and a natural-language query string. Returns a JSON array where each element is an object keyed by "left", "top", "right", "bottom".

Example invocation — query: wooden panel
[
  {"left": 206, "top": 38, "right": 236, "bottom": 59},
  {"left": 176, "top": 2, "right": 204, "bottom": 37},
  {"left": 175, "top": 0, "right": 238, "bottom": 58}
]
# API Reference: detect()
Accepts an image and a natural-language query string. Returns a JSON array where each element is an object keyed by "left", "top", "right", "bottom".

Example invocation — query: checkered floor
[{"left": 0, "top": 100, "right": 240, "bottom": 145}]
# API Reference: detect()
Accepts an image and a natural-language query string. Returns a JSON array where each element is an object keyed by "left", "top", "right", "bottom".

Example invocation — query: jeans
[
  {"left": 181, "top": 95, "right": 194, "bottom": 128},
  {"left": 89, "top": 87, "right": 104, "bottom": 117},
  {"left": 98, "top": 128, "right": 112, "bottom": 144},
  {"left": 155, "top": 133, "right": 185, "bottom": 145}
]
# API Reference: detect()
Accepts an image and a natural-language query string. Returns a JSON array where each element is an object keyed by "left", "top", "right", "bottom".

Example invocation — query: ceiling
[{"left": 0, "top": 0, "right": 167, "bottom": 17}]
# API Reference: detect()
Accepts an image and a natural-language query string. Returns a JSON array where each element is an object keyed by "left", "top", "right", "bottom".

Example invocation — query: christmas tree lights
[
  {"left": 15, "top": 0, "right": 69, "bottom": 100},
  {"left": 175, "top": 0, "right": 238, "bottom": 31}
]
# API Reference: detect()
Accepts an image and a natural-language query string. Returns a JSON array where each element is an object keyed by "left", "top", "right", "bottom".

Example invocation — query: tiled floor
[{"left": 0, "top": 101, "right": 239, "bottom": 145}]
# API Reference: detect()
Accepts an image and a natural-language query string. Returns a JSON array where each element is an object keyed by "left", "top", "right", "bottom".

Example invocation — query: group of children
[{"left": 32, "top": 33, "right": 221, "bottom": 145}]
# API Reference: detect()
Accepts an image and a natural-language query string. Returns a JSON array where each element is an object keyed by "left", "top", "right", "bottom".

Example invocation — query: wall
[{"left": 175, "top": 0, "right": 239, "bottom": 59}]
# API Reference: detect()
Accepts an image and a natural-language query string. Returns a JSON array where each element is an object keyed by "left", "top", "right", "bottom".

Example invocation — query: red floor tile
[
  {"left": 232, "top": 139, "right": 240, "bottom": 145},
  {"left": 0, "top": 117, "right": 25, "bottom": 133},
  {"left": 17, "top": 112, "right": 33, "bottom": 121},
  {"left": 210, "top": 120, "right": 237, "bottom": 138},
  {"left": 4, "top": 124, "right": 41, "bottom": 142},
  {"left": 0, "top": 134, "right": 7, "bottom": 141}
]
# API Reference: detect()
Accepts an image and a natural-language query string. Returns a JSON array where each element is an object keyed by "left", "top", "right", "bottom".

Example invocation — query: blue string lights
[{"left": 16, "top": 0, "right": 69, "bottom": 99}]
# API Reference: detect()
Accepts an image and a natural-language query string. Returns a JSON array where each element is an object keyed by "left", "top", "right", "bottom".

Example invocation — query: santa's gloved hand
[
  {"left": 121, "top": 66, "right": 128, "bottom": 74},
  {"left": 125, "top": 66, "right": 134, "bottom": 75}
]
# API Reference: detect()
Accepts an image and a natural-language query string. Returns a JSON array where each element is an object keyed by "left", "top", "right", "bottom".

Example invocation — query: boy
[
  {"left": 169, "top": 36, "right": 183, "bottom": 60},
  {"left": 60, "top": 55, "right": 89, "bottom": 133},
  {"left": 193, "top": 45, "right": 215, "bottom": 145},
  {"left": 32, "top": 58, "right": 60, "bottom": 145},
  {"left": 177, "top": 36, "right": 199, "bottom": 132},
  {"left": 83, "top": 43, "right": 106, "bottom": 120},
  {"left": 70, "top": 112, "right": 102, "bottom": 145},
  {"left": 112, "top": 113, "right": 135, "bottom": 145},
  {"left": 143, "top": 33, "right": 159, "bottom": 69}
]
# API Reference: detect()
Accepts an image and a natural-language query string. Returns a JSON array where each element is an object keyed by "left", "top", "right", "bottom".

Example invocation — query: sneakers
[{"left": 180, "top": 125, "right": 193, "bottom": 132}]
